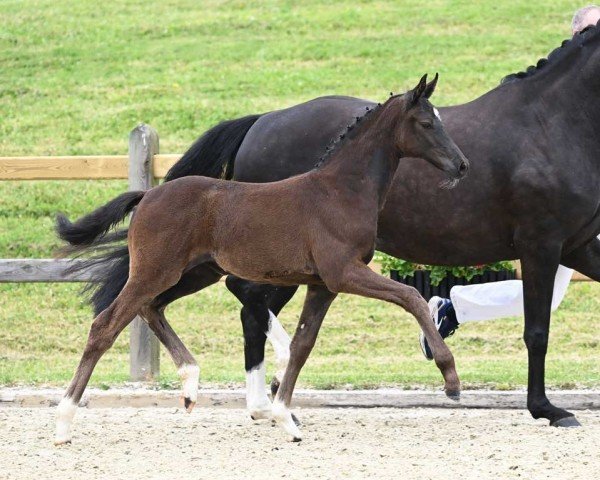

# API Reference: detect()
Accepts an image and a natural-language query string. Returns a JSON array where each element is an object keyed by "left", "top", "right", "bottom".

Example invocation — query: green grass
[
  {"left": 1, "top": 281, "right": 599, "bottom": 389},
  {"left": 1, "top": 0, "right": 598, "bottom": 389}
]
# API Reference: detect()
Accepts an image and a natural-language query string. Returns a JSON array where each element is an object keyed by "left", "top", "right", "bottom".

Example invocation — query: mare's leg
[
  {"left": 141, "top": 265, "right": 223, "bottom": 411},
  {"left": 325, "top": 262, "right": 460, "bottom": 397},
  {"left": 266, "top": 287, "right": 297, "bottom": 391},
  {"left": 519, "top": 243, "right": 580, "bottom": 426},
  {"left": 562, "top": 236, "right": 600, "bottom": 280},
  {"left": 225, "top": 276, "right": 297, "bottom": 419},
  {"left": 272, "top": 285, "right": 337, "bottom": 441}
]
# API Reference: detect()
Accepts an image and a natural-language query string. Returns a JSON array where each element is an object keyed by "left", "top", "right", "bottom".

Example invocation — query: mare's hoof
[
  {"left": 270, "top": 376, "right": 280, "bottom": 396},
  {"left": 183, "top": 397, "right": 196, "bottom": 413},
  {"left": 445, "top": 390, "right": 461, "bottom": 402},
  {"left": 292, "top": 413, "right": 301, "bottom": 427},
  {"left": 291, "top": 436, "right": 302, "bottom": 443},
  {"left": 551, "top": 416, "right": 581, "bottom": 428}
]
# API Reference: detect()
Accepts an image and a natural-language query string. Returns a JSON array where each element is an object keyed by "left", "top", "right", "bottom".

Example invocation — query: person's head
[{"left": 572, "top": 5, "right": 600, "bottom": 34}]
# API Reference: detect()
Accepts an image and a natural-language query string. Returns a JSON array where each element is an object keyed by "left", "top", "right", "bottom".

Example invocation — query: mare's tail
[
  {"left": 163, "top": 114, "right": 262, "bottom": 182},
  {"left": 57, "top": 114, "right": 262, "bottom": 315}
]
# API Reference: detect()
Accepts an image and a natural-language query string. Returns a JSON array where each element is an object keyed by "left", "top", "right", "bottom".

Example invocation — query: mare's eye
[{"left": 420, "top": 122, "right": 433, "bottom": 129}]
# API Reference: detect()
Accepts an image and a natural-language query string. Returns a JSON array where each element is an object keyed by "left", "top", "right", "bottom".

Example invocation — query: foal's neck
[{"left": 315, "top": 103, "right": 400, "bottom": 209}]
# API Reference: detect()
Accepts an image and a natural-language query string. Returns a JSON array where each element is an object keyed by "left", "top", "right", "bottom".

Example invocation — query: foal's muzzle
[
  {"left": 440, "top": 156, "right": 469, "bottom": 189},
  {"left": 458, "top": 159, "right": 469, "bottom": 178}
]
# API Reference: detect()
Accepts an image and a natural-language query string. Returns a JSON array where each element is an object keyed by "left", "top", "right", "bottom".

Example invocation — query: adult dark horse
[
  {"left": 55, "top": 77, "right": 466, "bottom": 443},
  {"left": 74, "top": 23, "right": 599, "bottom": 428}
]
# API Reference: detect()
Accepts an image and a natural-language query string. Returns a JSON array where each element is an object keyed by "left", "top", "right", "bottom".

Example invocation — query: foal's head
[{"left": 390, "top": 74, "right": 469, "bottom": 186}]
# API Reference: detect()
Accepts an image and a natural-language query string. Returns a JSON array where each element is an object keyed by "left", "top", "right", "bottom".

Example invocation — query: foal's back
[{"left": 130, "top": 173, "right": 332, "bottom": 285}]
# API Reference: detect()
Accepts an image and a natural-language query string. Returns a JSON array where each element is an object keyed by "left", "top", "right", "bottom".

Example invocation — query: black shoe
[{"left": 419, "top": 296, "right": 459, "bottom": 360}]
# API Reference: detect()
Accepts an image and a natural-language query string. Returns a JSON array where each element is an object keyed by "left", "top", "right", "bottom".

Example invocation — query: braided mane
[
  {"left": 501, "top": 19, "right": 600, "bottom": 84},
  {"left": 314, "top": 95, "right": 399, "bottom": 169}
]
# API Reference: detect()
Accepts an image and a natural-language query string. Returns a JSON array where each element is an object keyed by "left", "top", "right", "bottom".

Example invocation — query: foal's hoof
[
  {"left": 445, "top": 389, "right": 461, "bottom": 402},
  {"left": 264, "top": 411, "right": 300, "bottom": 425},
  {"left": 551, "top": 416, "right": 581, "bottom": 428},
  {"left": 272, "top": 400, "right": 303, "bottom": 442},
  {"left": 178, "top": 364, "right": 200, "bottom": 413},
  {"left": 54, "top": 438, "right": 72, "bottom": 446},
  {"left": 270, "top": 376, "right": 280, "bottom": 396},
  {"left": 182, "top": 397, "right": 196, "bottom": 413},
  {"left": 249, "top": 408, "right": 272, "bottom": 421}
]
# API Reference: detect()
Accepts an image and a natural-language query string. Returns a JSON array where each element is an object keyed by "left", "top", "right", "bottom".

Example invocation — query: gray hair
[{"left": 572, "top": 5, "right": 600, "bottom": 33}]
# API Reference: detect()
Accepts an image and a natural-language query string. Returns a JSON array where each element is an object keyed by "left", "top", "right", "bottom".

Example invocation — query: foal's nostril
[{"left": 459, "top": 161, "right": 468, "bottom": 175}]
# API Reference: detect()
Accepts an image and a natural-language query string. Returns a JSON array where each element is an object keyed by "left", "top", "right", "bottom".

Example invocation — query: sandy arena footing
[
  {"left": 1, "top": 406, "right": 599, "bottom": 480},
  {"left": 2, "top": 387, "right": 600, "bottom": 409}
]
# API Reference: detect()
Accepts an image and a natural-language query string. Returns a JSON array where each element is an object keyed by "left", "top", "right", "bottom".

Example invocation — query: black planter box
[{"left": 390, "top": 269, "right": 517, "bottom": 301}]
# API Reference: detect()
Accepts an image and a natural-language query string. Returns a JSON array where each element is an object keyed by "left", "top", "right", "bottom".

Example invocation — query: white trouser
[{"left": 450, "top": 265, "right": 574, "bottom": 324}]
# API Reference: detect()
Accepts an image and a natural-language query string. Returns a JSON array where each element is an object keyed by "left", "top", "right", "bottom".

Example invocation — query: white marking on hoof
[
  {"left": 272, "top": 399, "right": 302, "bottom": 441},
  {"left": 178, "top": 364, "right": 200, "bottom": 412},
  {"left": 54, "top": 397, "right": 77, "bottom": 445},
  {"left": 434, "top": 107, "right": 442, "bottom": 121},
  {"left": 266, "top": 310, "right": 290, "bottom": 382},
  {"left": 246, "top": 362, "right": 272, "bottom": 420}
]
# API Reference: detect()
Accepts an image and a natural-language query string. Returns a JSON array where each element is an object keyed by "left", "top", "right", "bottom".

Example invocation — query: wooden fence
[
  {"left": 0, "top": 124, "right": 180, "bottom": 381},
  {"left": 0, "top": 124, "right": 591, "bottom": 381}
]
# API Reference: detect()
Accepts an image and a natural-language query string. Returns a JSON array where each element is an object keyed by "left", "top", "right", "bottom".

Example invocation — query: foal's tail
[
  {"left": 56, "top": 191, "right": 145, "bottom": 247},
  {"left": 57, "top": 113, "right": 261, "bottom": 316},
  {"left": 56, "top": 191, "right": 146, "bottom": 315}
]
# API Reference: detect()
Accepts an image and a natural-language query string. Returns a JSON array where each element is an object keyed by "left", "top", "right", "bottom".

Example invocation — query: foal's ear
[
  {"left": 423, "top": 72, "right": 439, "bottom": 99},
  {"left": 409, "top": 74, "right": 428, "bottom": 106}
]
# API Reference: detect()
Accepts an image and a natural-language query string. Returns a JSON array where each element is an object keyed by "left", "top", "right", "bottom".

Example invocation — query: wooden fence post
[{"left": 128, "top": 124, "right": 160, "bottom": 381}]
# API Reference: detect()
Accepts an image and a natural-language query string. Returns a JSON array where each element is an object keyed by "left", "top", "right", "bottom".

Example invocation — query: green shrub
[{"left": 375, "top": 252, "right": 515, "bottom": 286}]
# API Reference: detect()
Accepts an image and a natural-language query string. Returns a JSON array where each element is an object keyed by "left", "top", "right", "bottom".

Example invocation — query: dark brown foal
[{"left": 55, "top": 74, "right": 468, "bottom": 444}]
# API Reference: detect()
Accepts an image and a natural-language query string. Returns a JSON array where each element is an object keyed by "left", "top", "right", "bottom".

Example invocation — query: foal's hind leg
[
  {"left": 55, "top": 279, "right": 175, "bottom": 445},
  {"left": 327, "top": 262, "right": 460, "bottom": 398},
  {"left": 141, "top": 265, "right": 223, "bottom": 412},
  {"left": 141, "top": 306, "right": 199, "bottom": 412},
  {"left": 55, "top": 237, "right": 190, "bottom": 445}
]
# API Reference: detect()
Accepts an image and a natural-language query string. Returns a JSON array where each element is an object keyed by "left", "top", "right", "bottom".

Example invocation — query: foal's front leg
[
  {"left": 272, "top": 285, "right": 337, "bottom": 441},
  {"left": 329, "top": 262, "right": 460, "bottom": 398}
]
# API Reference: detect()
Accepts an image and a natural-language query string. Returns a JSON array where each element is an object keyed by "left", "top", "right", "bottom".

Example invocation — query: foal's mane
[
  {"left": 501, "top": 19, "right": 600, "bottom": 84},
  {"left": 314, "top": 94, "right": 400, "bottom": 169}
]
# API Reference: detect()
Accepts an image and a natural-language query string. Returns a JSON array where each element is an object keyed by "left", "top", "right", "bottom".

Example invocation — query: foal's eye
[{"left": 420, "top": 122, "right": 433, "bottom": 129}]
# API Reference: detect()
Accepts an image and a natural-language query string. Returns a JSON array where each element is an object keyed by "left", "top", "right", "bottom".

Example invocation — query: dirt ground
[{"left": 1, "top": 407, "right": 599, "bottom": 480}]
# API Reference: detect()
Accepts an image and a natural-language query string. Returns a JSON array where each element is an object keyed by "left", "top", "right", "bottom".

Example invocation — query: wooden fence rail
[
  {"left": 0, "top": 154, "right": 180, "bottom": 180},
  {"left": 0, "top": 259, "right": 97, "bottom": 282},
  {"left": 0, "top": 124, "right": 181, "bottom": 381}
]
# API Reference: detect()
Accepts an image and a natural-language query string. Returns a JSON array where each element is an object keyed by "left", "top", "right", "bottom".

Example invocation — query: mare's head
[{"left": 390, "top": 74, "right": 469, "bottom": 187}]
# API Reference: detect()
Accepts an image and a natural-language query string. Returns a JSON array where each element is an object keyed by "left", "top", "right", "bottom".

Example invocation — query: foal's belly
[{"left": 213, "top": 251, "right": 322, "bottom": 286}]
